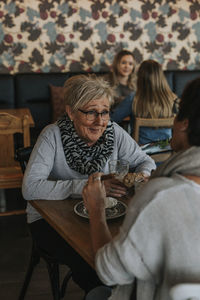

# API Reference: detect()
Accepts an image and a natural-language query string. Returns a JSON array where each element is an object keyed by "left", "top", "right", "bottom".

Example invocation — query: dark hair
[{"left": 177, "top": 77, "right": 200, "bottom": 146}]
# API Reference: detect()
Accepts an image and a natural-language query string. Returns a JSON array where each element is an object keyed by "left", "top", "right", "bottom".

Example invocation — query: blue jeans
[{"left": 110, "top": 93, "right": 135, "bottom": 133}]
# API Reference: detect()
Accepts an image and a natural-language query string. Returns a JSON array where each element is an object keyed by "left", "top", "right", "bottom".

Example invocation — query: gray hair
[{"left": 63, "top": 74, "right": 114, "bottom": 111}]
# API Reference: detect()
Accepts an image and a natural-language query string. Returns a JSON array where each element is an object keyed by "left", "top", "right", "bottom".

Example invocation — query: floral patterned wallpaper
[{"left": 0, "top": 0, "right": 200, "bottom": 74}]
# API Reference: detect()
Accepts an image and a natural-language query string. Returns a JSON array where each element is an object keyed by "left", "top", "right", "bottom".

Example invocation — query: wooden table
[
  {"left": 30, "top": 197, "right": 130, "bottom": 268},
  {"left": 0, "top": 108, "right": 35, "bottom": 127}
]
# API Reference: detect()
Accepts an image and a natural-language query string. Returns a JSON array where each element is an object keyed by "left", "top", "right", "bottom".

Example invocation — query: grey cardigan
[{"left": 22, "top": 121, "right": 155, "bottom": 223}]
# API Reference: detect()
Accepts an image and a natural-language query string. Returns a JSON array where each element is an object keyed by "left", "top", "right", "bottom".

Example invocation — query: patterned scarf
[{"left": 57, "top": 114, "right": 114, "bottom": 175}]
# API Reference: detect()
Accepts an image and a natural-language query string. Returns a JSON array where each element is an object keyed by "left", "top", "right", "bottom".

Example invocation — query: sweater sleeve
[
  {"left": 95, "top": 183, "right": 168, "bottom": 286},
  {"left": 95, "top": 227, "right": 152, "bottom": 286},
  {"left": 22, "top": 125, "right": 87, "bottom": 200}
]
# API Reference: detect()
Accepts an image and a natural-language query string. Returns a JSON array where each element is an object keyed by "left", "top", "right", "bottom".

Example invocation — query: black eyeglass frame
[{"left": 78, "top": 109, "right": 110, "bottom": 121}]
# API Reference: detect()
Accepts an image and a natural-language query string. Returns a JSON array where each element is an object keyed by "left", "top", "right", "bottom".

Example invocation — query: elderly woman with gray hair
[{"left": 22, "top": 74, "right": 155, "bottom": 293}]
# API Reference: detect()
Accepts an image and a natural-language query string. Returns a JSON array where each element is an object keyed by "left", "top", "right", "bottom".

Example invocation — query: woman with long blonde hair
[{"left": 133, "top": 60, "right": 178, "bottom": 144}]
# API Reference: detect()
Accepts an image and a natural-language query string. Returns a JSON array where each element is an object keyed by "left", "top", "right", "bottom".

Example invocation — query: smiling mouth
[{"left": 90, "top": 127, "right": 101, "bottom": 132}]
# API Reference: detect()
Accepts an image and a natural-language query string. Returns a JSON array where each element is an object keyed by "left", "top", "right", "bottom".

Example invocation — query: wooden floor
[{"left": 0, "top": 189, "right": 85, "bottom": 300}]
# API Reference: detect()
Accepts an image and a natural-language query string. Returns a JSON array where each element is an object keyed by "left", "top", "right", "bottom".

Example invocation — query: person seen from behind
[
  {"left": 133, "top": 59, "right": 179, "bottom": 145},
  {"left": 83, "top": 77, "right": 200, "bottom": 300}
]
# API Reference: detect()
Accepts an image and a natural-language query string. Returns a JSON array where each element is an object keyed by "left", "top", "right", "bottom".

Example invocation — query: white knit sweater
[{"left": 95, "top": 158, "right": 200, "bottom": 300}]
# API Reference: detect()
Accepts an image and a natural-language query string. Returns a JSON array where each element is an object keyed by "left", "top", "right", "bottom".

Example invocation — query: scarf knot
[{"left": 57, "top": 114, "right": 114, "bottom": 175}]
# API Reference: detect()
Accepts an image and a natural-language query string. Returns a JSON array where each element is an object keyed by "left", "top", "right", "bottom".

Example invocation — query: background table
[
  {"left": 0, "top": 108, "right": 35, "bottom": 127},
  {"left": 0, "top": 107, "right": 35, "bottom": 215}
]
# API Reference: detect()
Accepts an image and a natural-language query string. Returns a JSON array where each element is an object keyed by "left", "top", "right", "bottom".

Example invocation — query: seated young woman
[
  {"left": 83, "top": 77, "right": 200, "bottom": 300},
  {"left": 103, "top": 49, "right": 137, "bottom": 129},
  {"left": 133, "top": 59, "right": 179, "bottom": 145},
  {"left": 22, "top": 74, "right": 156, "bottom": 294}
]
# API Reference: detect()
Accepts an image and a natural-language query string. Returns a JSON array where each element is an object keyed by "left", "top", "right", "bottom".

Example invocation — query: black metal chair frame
[{"left": 15, "top": 147, "right": 72, "bottom": 300}]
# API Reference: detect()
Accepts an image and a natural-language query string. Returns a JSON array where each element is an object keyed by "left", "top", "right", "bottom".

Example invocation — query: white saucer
[{"left": 74, "top": 200, "right": 127, "bottom": 220}]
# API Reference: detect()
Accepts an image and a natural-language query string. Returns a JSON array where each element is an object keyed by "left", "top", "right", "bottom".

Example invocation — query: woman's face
[
  {"left": 67, "top": 97, "right": 110, "bottom": 146},
  {"left": 117, "top": 55, "right": 135, "bottom": 77}
]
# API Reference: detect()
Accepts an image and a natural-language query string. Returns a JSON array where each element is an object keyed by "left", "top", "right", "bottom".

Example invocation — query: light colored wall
[{"left": 0, "top": 0, "right": 199, "bottom": 73}]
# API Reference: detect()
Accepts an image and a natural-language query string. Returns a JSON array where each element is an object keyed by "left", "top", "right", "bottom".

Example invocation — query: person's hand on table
[{"left": 103, "top": 176, "right": 127, "bottom": 198}]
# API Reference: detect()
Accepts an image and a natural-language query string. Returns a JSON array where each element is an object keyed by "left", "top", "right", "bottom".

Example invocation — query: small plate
[{"left": 74, "top": 200, "right": 127, "bottom": 220}]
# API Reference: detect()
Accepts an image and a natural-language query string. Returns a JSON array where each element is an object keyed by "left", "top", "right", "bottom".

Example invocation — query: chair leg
[
  {"left": 46, "top": 261, "right": 61, "bottom": 300},
  {"left": 61, "top": 269, "right": 72, "bottom": 298},
  {"left": 18, "top": 244, "right": 40, "bottom": 300},
  {"left": 19, "top": 241, "right": 72, "bottom": 300}
]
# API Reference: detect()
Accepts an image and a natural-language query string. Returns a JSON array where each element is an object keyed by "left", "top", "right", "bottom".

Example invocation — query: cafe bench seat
[{"left": 0, "top": 70, "right": 199, "bottom": 145}]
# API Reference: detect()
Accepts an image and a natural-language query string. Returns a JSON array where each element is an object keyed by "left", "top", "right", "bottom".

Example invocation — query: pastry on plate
[{"left": 123, "top": 172, "right": 145, "bottom": 188}]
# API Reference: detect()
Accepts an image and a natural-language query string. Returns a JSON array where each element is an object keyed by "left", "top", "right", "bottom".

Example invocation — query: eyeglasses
[{"left": 78, "top": 109, "right": 110, "bottom": 121}]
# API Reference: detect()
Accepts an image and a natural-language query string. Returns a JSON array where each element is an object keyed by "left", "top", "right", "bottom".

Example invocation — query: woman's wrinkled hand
[{"left": 103, "top": 177, "right": 127, "bottom": 198}]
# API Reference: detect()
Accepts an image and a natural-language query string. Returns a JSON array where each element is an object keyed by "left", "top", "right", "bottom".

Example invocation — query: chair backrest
[
  {"left": 132, "top": 117, "right": 175, "bottom": 163},
  {"left": 133, "top": 117, "right": 175, "bottom": 143},
  {"left": 0, "top": 112, "right": 30, "bottom": 168},
  {"left": 15, "top": 146, "right": 33, "bottom": 174},
  {"left": 170, "top": 283, "right": 200, "bottom": 300}
]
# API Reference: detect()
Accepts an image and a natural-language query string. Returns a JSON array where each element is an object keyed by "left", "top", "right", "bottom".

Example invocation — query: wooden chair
[
  {"left": 15, "top": 147, "right": 73, "bottom": 300},
  {"left": 170, "top": 283, "right": 200, "bottom": 300},
  {"left": 0, "top": 112, "right": 30, "bottom": 216},
  {"left": 133, "top": 117, "right": 175, "bottom": 163}
]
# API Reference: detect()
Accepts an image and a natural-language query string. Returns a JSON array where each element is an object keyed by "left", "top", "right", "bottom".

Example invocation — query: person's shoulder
[
  {"left": 39, "top": 123, "right": 60, "bottom": 141},
  {"left": 40, "top": 123, "right": 59, "bottom": 134},
  {"left": 112, "top": 122, "right": 137, "bottom": 150},
  {"left": 132, "top": 176, "right": 177, "bottom": 205},
  {"left": 147, "top": 176, "right": 176, "bottom": 194},
  {"left": 123, "top": 177, "right": 175, "bottom": 229},
  {"left": 127, "top": 176, "right": 182, "bottom": 221},
  {"left": 113, "top": 121, "right": 121, "bottom": 131},
  {"left": 143, "top": 176, "right": 195, "bottom": 220},
  {"left": 140, "top": 175, "right": 187, "bottom": 208},
  {"left": 113, "top": 122, "right": 130, "bottom": 137}
]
